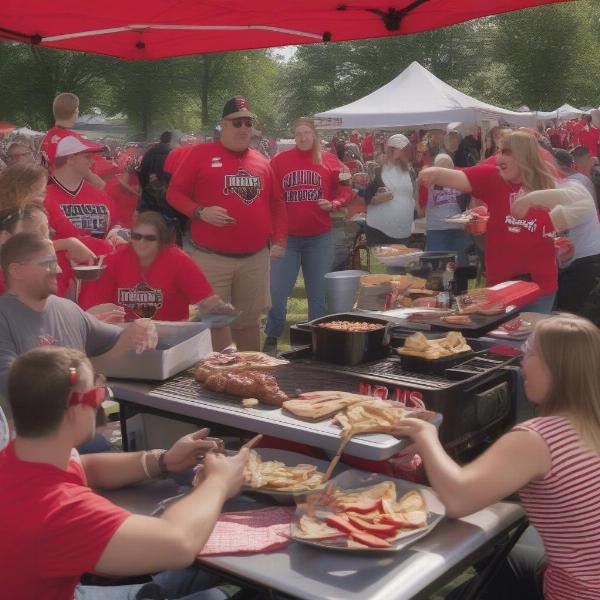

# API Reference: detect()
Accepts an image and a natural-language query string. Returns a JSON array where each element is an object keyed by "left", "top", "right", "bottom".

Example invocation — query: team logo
[
  {"left": 118, "top": 281, "right": 163, "bottom": 319},
  {"left": 224, "top": 168, "right": 262, "bottom": 205},
  {"left": 282, "top": 169, "right": 322, "bottom": 203},
  {"left": 211, "top": 156, "right": 223, "bottom": 168},
  {"left": 61, "top": 204, "right": 110, "bottom": 237}
]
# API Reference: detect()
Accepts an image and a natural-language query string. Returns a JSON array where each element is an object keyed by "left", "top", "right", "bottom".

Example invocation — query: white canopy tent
[
  {"left": 314, "top": 61, "right": 537, "bottom": 130},
  {"left": 536, "top": 103, "right": 584, "bottom": 121}
]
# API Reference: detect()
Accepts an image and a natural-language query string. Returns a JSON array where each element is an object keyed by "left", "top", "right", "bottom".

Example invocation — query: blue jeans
[
  {"left": 425, "top": 229, "right": 471, "bottom": 267},
  {"left": 75, "top": 567, "right": 225, "bottom": 600},
  {"left": 265, "top": 231, "right": 334, "bottom": 337},
  {"left": 519, "top": 292, "right": 556, "bottom": 314}
]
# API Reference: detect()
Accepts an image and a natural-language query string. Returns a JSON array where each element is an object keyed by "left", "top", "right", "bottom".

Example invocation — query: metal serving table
[
  {"left": 104, "top": 477, "right": 528, "bottom": 600},
  {"left": 110, "top": 363, "right": 441, "bottom": 461}
]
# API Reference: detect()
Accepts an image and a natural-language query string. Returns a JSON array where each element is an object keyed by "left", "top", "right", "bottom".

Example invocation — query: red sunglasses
[{"left": 68, "top": 372, "right": 112, "bottom": 409}]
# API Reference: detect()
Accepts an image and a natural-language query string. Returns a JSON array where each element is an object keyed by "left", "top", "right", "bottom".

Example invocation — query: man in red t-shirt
[
  {"left": 0, "top": 345, "right": 248, "bottom": 600},
  {"left": 167, "top": 96, "right": 287, "bottom": 351},
  {"left": 45, "top": 136, "right": 126, "bottom": 257},
  {"left": 39, "top": 92, "right": 105, "bottom": 189}
]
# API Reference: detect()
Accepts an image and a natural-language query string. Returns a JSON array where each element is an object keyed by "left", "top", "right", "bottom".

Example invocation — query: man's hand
[
  {"left": 202, "top": 447, "right": 249, "bottom": 500},
  {"left": 122, "top": 318, "right": 158, "bottom": 354},
  {"left": 417, "top": 167, "right": 440, "bottom": 188},
  {"left": 63, "top": 238, "right": 97, "bottom": 264},
  {"left": 164, "top": 428, "right": 224, "bottom": 473},
  {"left": 270, "top": 244, "right": 286, "bottom": 258},
  {"left": 317, "top": 199, "right": 334, "bottom": 211},
  {"left": 197, "top": 206, "right": 236, "bottom": 227}
]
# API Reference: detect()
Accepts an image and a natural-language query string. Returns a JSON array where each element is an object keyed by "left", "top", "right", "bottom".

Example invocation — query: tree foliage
[{"left": 1, "top": 1, "right": 599, "bottom": 138}]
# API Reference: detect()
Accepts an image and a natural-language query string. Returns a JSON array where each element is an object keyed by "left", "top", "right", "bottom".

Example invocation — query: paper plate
[
  {"left": 291, "top": 470, "right": 445, "bottom": 553},
  {"left": 241, "top": 449, "right": 347, "bottom": 504}
]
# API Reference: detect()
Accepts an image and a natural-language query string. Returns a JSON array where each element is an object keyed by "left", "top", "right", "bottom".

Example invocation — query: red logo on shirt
[
  {"left": 118, "top": 281, "right": 164, "bottom": 319},
  {"left": 224, "top": 168, "right": 262, "bottom": 205},
  {"left": 37, "top": 334, "right": 57, "bottom": 346}
]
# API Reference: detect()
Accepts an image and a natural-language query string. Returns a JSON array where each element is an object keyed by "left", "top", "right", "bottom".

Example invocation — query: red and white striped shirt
[{"left": 516, "top": 416, "right": 600, "bottom": 600}]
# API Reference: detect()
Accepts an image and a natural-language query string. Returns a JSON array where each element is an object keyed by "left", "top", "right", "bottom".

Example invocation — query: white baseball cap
[
  {"left": 55, "top": 135, "right": 105, "bottom": 158},
  {"left": 386, "top": 134, "right": 410, "bottom": 150}
]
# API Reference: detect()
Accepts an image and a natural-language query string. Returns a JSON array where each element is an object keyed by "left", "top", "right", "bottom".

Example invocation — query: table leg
[{"left": 459, "top": 518, "right": 530, "bottom": 600}]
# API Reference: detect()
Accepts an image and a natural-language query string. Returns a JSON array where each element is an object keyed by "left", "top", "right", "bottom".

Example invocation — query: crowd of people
[{"left": 0, "top": 91, "right": 600, "bottom": 599}]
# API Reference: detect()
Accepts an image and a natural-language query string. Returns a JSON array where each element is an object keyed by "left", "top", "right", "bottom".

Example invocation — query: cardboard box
[{"left": 92, "top": 321, "right": 212, "bottom": 381}]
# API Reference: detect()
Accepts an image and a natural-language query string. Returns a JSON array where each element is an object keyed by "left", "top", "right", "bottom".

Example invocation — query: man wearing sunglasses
[
  {"left": 0, "top": 232, "right": 158, "bottom": 404},
  {"left": 168, "top": 96, "right": 287, "bottom": 352},
  {"left": 0, "top": 345, "right": 248, "bottom": 599}
]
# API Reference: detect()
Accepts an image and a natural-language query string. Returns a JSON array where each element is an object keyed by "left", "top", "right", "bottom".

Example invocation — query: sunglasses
[
  {"left": 497, "top": 148, "right": 513, "bottom": 157},
  {"left": 131, "top": 232, "right": 158, "bottom": 242},
  {"left": 229, "top": 118, "right": 254, "bottom": 129},
  {"left": 68, "top": 374, "right": 112, "bottom": 409},
  {"left": 0, "top": 208, "right": 25, "bottom": 231}
]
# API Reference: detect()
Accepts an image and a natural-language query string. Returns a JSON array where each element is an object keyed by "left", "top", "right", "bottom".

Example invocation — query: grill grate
[{"left": 151, "top": 352, "right": 517, "bottom": 403}]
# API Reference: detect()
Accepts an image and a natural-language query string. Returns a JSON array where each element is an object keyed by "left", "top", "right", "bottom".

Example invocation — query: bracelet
[{"left": 140, "top": 451, "right": 152, "bottom": 480}]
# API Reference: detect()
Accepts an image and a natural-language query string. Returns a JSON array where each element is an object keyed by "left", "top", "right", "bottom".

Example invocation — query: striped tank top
[{"left": 516, "top": 416, "right": 600, "bottom": 600}]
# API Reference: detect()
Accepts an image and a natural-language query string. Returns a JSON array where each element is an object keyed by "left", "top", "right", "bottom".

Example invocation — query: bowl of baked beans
[
  {"left": 309, "top": 314, "right": 390, "bottom": 365},
  {"left": 316, "top": 321, "right": 385, "bottom": 332}
]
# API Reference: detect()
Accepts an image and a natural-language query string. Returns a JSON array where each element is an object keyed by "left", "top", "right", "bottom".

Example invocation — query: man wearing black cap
[
  {"left": 553, "top": 148, "right": 597, "bottom": 204},
  {"left": 167, "top": 97, "right": 287, "bottom": 351}
]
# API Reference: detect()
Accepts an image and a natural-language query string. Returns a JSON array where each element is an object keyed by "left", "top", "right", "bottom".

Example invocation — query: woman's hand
[
  {"left": 510, "top": 189, "right": 532, "bottom": 219},
  {"left": 393, "top": 417, "right": 439, "bottom": 449},
  {"left": 270, "top": 244, "right": 286, "bottom": 258},
  {"left": 197, "top": 294, "right": 237, "bottom": 315},
  {"left": 317, "top": 199, "right": 334, "bottom": 211},
  {"left": 417, "top": 167, "right": 440, "bottom": 188},
  {"left": 164, "top": 428, "right": 224, "bottom": 473}
]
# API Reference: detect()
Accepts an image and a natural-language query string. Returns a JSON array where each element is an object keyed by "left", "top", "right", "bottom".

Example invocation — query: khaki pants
[{"left": 188, "top": 246, "right": 270, "bottom": 329}]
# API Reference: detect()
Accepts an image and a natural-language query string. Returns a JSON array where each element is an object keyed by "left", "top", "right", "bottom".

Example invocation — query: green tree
[{"left": 492, "top": 3, "right": 595, "bottom": 110}]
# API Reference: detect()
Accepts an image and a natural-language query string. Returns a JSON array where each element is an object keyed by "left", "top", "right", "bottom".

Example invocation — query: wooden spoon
[{"left": 322, "top": 430, "right": 353, "bottom": 483}]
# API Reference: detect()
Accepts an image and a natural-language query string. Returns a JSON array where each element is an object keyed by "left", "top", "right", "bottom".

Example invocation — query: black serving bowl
[{"left": 309, "top": 313, "right": 391, "bottom": 366}]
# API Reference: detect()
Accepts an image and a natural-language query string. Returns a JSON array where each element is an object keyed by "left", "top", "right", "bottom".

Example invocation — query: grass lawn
[{"left": 260, "top": 255, "right": 388, "bottom": 350}]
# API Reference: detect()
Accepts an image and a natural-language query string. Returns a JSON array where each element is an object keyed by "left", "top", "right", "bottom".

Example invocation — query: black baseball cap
[
  {"left": 222, "top": 96, "right": 256, "bottom": 120},
  {"left": 553, "top": 148, "right": 574, "bottom": 168}
]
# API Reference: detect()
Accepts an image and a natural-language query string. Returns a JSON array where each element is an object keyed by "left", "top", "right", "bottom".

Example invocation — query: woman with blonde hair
[
  {"left": 0, "top": 164, "right": 98, "bottom": 295},
  {"left": 419, "top": 130, "right": 594, "bottom": 313},
  {"left": 396, "top": 314, "right": 600, "bottom": 599},
  {"left": 264, "top": 117, "right": 352, "bottom": 353}
]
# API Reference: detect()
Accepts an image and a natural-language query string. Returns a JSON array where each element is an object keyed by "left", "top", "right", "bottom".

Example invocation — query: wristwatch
[{"left": 193, "top": 207, "right": 204, "bottom": 221}]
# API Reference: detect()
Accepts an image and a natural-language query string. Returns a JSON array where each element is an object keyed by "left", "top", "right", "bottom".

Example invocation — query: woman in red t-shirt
[
  {"left": 419, "top": 131, "right": 587, "bottom": 313},
  {"left": 80, "top": 211, "right": 232, "bottom": 321},
  {"left": 264, "top": 118, "right": 352, "bottom": 352}
]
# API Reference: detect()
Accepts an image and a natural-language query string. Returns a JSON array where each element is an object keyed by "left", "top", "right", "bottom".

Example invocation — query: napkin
[{"left": 198, "top": 507, "right": 294, "bottom": 556}]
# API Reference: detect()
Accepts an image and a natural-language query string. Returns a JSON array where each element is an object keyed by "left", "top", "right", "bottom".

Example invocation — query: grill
[
  {"left": 151, "top": 338, "right": 520, "bottom": 462},
  {"left": 280, "top": 338, "right": 521, "bottom": 460}
]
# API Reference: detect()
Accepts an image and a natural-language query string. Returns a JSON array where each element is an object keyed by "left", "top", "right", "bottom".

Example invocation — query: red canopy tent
[{"left": 1, "top": 0, "right": 575, "bottom": 60}]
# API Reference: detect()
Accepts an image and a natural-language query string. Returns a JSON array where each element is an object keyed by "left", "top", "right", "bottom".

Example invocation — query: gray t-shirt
[{"left": 0, "top": 294, "right": 121, "bottom": 396}]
